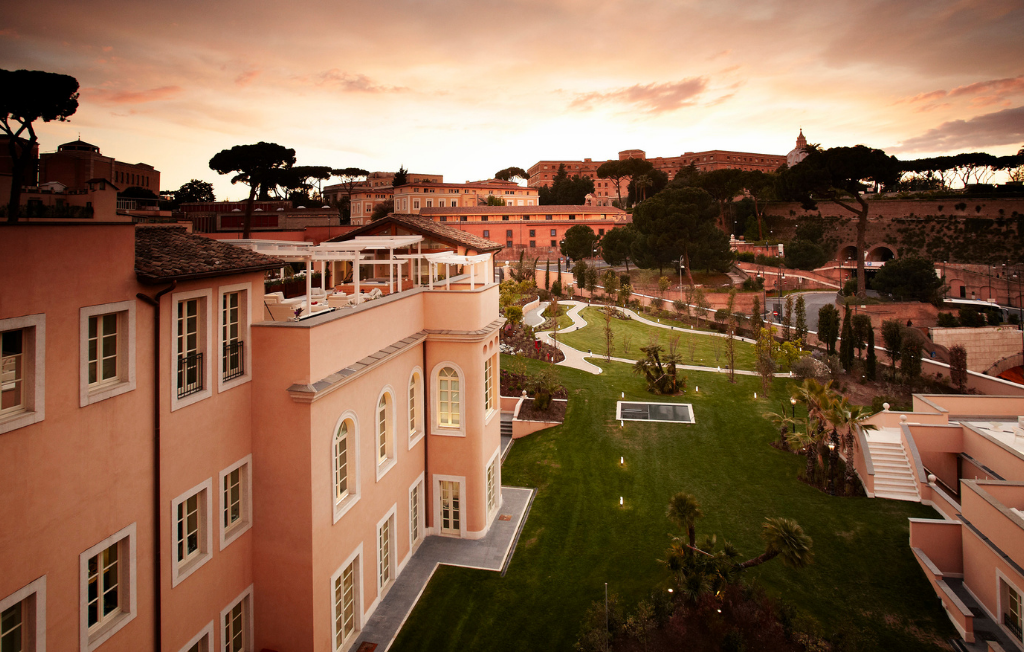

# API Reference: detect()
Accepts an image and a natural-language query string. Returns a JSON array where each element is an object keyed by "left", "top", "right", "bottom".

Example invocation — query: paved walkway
[
  {"left": 352, "top": 486, "right": 535, "bottom": 651},
  {"left": 524, "top": 301, "right": 549, "bottom": 327},
  {"left": 536, "top": 301, "right": 793, "bottom": 378}
]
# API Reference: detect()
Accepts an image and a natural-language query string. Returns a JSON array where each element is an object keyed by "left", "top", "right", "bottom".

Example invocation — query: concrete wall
[{"left": 930, "top": 326, "right": 1023, "bottom": 373}]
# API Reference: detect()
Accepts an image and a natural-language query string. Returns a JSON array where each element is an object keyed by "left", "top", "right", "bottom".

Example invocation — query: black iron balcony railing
[
  {"left": 177, "top": 352, "right": 204, "bottom": 399},
  {"left": 223, "top": 341, "right": 244, "bottom": 381},
  {"left": 1005, "top": 612, "right": 1023, "bottom": 641}
]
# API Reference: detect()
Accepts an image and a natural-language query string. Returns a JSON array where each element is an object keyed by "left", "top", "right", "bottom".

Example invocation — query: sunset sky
[{"left": 3, "top": 0, "right": 1024, "bottom": 199}]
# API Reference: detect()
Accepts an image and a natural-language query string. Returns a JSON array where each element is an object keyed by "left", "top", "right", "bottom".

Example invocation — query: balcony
[
  {"left": 223, "top": 341, "right": 244, "bottom": 381},
  {"left": 176, "top": 352, "right": 204, "bottom": 398}
]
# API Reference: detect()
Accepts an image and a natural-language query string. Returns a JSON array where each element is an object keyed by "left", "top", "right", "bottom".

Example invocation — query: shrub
[
  {"left": 958, "top": 308, "right": 986, "bottom": 328},
  {"left": 900, "top": 339, "right": 922, "bottom": 381},
  {"left": 791, "top": 356, "right": 830, "bottom": 382},
  {"left": 985, "top": 309, "right": 1001, "bottom": 325},
  {"left": 742, "top": 276, "right": 763, "bottom": 291},
  {"left": 735, "top": 251, "right": 756, "bottom": 263},
  {"left": 650, "top": 297, "right": 663, "bottom": 310},
  {"left": 1010, "top": 314, "right": 1021, "bottom": 325},
  {"left": 505, "top": 305, "right": 524, "bottom": 325},
  {"left": 949, "top": 344, "right": 968, "bottom": 392},
  {"left": 842, "top": 277, "right": 858, "bottom": 297},
  {"left": 936, "top": 312, "right": 958, "bottom": 327}
]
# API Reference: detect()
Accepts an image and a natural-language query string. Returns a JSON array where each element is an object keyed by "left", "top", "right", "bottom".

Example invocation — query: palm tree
[
  {"left": 828, "top": 398, "right": 878, "bottom": 492},
  {"left": 667, "top": 492, "right": 703, "bottom": 548},
  {"left": 735, "top": 517, "right": 814, "bottom": 570}
]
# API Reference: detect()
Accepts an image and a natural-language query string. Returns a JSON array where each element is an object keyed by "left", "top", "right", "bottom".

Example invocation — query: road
[{"left": 764, "top": 291, "right": 837, "bottom": 332}]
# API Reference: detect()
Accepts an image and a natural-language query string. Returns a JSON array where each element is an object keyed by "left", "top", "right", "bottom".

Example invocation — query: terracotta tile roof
[
  {"left": 419, "top": 205, "right": 626, "bottom": 215},
  {"left": 135, "top": 225, "right": 284, "bottom": 284},
  {"left": 327, "top": 214, "right": 503, "bottom": 253}
]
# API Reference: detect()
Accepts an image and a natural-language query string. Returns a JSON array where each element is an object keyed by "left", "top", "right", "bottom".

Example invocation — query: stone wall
[
  {"left": 762, "top": 197, "right": 1024, "bottom": 265},
  {"left": 928, "top": 326, "right": 1024, "bottom": 373}
]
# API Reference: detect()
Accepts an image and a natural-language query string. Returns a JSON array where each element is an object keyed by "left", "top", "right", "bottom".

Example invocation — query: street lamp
[
  {"left": 790, "top": 396, "right": 796, "bottom": 420},
  {"left": 677, "top": 257, "right": 686, "bottom": 302}
]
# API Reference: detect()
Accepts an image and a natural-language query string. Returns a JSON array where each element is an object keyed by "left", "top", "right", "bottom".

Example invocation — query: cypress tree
[
  {"left": 794, "top": 296, "right": 807, "bottom": 343},
  {"left": 751, "top": 296, "right": 764, "bottom": 335},
  {"left": 866, "top": 327, "right": 877, "bottom": 380},
  {"left": 839, "top": 306, "right": 854, "bottom": 371},
  {"left": 545, "top": 258, "right": 551, "bottom": 291}
]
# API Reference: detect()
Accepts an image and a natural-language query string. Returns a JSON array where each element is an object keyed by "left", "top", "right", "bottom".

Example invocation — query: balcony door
[{"left": 439, "top": 480, "right": 461, "bottom": 536}]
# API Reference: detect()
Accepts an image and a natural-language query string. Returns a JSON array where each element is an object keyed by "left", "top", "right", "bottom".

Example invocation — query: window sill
[
  {"left": 431, "top": 427, "right": 466, "bottom": 438},
  {"left": 376, "top": 457, "right": 398, "bottom": 482},
  {"left": 408, "top": 430, "right": 424, "bottom": 450},
  {"left": 82, "top": 378, "right": 135, "bottom": 407},
  {"left": 220, "top": 519, "right": 252, "bottom": 551},
  {"left": 171, "top": 551, "right": 212, "bottom": 588},
  {"left": 0, "top": 408, "right": 43, "bottom": 436},
  {"left": 333, "top": 493, "right": 361, "bottom": 524},
  {"left": 218, "top": 372, "right": 251, "bottom": 394},
  {"left": 171, "top": 387, "right": 212, "bottom": 412},
  {"left": 85, "top": 608, "right": 136, "bottom": 652},
  {"left": 484, "top": 409, "right": 497, "bottom": 426}
]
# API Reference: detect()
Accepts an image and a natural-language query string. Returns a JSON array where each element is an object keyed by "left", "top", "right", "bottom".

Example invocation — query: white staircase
[{"left": 867, "top": 440, "right": 921, "bottom": 502}]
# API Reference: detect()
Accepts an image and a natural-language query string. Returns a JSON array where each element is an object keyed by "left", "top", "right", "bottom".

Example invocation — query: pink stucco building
[
  {"left": 1, "top": 215, "right": 504, "bottom": 651},
  {"left": 857, "top": 396, "right": 1024, "bottom": 650}
]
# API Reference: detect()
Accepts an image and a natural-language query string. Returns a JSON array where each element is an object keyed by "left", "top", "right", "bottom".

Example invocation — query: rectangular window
[
  {"left": 0, "top": 577, "right": 44, "bottom": 652},
  {"left": 481, "top": 216, "right": 488, "bottom": 221},
  {"left": 1, "top": 329, "right": 25, "bottom": 417},
  {"left": 220, "top": 457, "right": 251, "bottom": 549},
  {"left": 413, "top": 200, "right": 420, "bottom": 210},
  {"left": 487, "top": 463, "right": 496, "bottom": 512},
  {"left": 523, "top": 215, "right": 530, "bottom": 220},
  {"left": 484, "top": 358, "right": 493, "bottom": 412},
  {"left": 529, "top": 230, "right": 535, "bottom": 237},
  {"left": 426, "top": 200, "right": 432, "bottom": 208},
  {"left": 378, "top": 517, "right": 392, "bottom": 589},
  {"left": 551, "top": 240, "right": 557, "bottom": 247},
  {"left": 460, "top": 215, "right": 467, "bottom": 221},
  {"left": 502, "top": 215, "right": 509, "bottom": 221},
  {"left": 177, "top": 299, "right": 203, "bottom": 398},
  {"left": 483, "top": 230, "right": 490, "bottom": 238},
  {"left": 550, "top": 229, "right": 556, "bottom": 236},
  {"left": 221, "top": 590, "right": 251, "bottom": 652},
  {"left": 1006, "top": 580, "right": 1023, "bottom": 642},
  {"left": 80, "top": 523, "right": 136, "bottom": 650},
  {"left": 506, "top": 230, "right": 512, "bottom": 237},
  {"left": 545, "top": 215, "right": 552, "bottom": 220},
  {"left": 506, "top": 241, "right": 513, "bottom": 248},
  {"left": 172, "top": 480, "right": 212, "bottom": 586},
  {"left": 410, "top": 483, "right": 421, "bottom": 544},
  {"left": 88, "top": 313, "right": 119, "bottom": 387},
  {"left": 222, "top": 292, "right": 243, "bottom": 381},
  {"left": 529, "top": 240, "right": 536, "bottom": 248},
  {"left": 334, "top": 561, "right": 357, "bottom": 649},
  {"left": 599, "top": 229, "right": 605, "bottom": 235}
]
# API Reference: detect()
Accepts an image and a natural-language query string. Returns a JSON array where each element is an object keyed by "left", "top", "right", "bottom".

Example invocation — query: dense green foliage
[
  {"left": 630, "top": 185, "right": 732, "bottom": 276},
  {"left": 560, "top": 224, "right": 597, "bottom": 262},
  {"left": 872, "top": 256, "right": 944, "bottom": 303},
  {"left": 539, "top": 163, "right": 595, "bottom": 205}
]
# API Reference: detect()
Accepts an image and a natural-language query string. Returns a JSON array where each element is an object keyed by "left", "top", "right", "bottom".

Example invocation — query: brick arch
[{"left": 866, "top": 245, "right": 896, "bottom": 263}]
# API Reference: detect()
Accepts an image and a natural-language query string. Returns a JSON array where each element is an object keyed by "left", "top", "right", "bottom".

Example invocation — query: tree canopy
[
  {"left": 392, "top": 165, "right": 409, "bottom": 187},
  {"left": 495, "top": 166, "right": 528, "bottom": 182},
  {"left": 698, "top": 168, "right": 745, "bottom": 233},
  {"left": 599, "top": 225, "right": 636, "bottom": 270},
  {"left": 171, "top": 179, "right": 215, "bottom": 206},
  {"left": 630, "top": 184, "right": 731, "bottom": 280},
  {"left": 560, "top": 224, "right": 598, "bottom": 262},
  {"left": 871, "top": 255, "right": 944, "bottom": 303},
  {"left": 1, "top": 69, "right": 80, "bottom": 221},
  {"left": 539, "top": 164, "right": 595, "bottom": 205},
  {"left": 627, "top": 168, "right": 668, "bottom": 205},
  {"left": 329, "top": 167, "right": 369, "bottom": 222},
  {"left": 371, "top": 199, "right": 394, "bottom": 221},
  {"left": 596, "top": 160, "right": 629, "bottom": 207},
  {"left": 777, "top": 145, "right": 901, "bottom": 297},
  {"left": 209, "top": 141, "right": 296, "bottom": 238}
]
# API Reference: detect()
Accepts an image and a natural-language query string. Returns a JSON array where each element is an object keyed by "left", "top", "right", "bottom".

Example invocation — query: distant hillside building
[
  {"left": 39, "top": 138, "right": 160, "bottom": 192},
  {"left": 346, "top": 179, "right": 541, "bottom": 226},
  {"left": 528, "top": 144, "right": 790, "bottom": 206}
]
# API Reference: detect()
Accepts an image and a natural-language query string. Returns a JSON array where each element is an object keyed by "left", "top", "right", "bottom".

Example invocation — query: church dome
[{"left": 786, "top": 129, "right": 808, "bottom": 167}]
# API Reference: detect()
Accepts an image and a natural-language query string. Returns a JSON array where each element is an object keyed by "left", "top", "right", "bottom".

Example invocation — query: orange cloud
[
  {"left": 314, "top": 70, "right": 408, "bottom": 93},
  {"left": 85, "top": 85, "right": 183, "bottom": 105},
  {"left": 892, "top": 105, "right": 1024, "bottom": 153},
  {"left": 570, "top": 78, "right": 708, "bottom": 114},
  {"left": 235, "top": 70, "right": 261, "bottom": 86},
  {"left": 949, "top": 75, "right": 1024, "bottom": 98}
]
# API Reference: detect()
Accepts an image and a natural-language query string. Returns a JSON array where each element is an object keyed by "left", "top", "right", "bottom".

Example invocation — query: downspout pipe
[
  {"left": 137, "top": 280, "right": 175, "bottom": 652},
  {"left": 423, "top": 342, "right": 431, "bottom": 531}
]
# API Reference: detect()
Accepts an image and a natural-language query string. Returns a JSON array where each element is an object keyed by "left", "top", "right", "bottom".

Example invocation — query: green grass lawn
[
  {"left": 541, "top": 302, "right": 575, "bottom": 331},
  {"left": 558, "top": 307, "right": 757, "bottom": 370},
  {"left": 392, "top": 359, "right": 952, "bottom": 652}
]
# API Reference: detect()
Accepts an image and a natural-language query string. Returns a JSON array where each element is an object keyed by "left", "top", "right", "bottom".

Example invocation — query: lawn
[
  {"left": 391, "top": 359, "right": 953, "bottom": 652},
  {"left": 541, "top": 302, "right": 575, "bottom": 331},
  {"left": 558, "top": 306, "right": 758, "bottom": 371}
]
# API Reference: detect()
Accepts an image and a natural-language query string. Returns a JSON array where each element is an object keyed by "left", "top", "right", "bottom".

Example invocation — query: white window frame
[
  {"left": 376, "top": 506, "right": 397, "bottom": 594},
  {"left": 431, "top": 361, "right": 466, "bottom": 437},
  {"left": 79, "top": 301, "right": 136, "bottom": 407},
  {"left": 408, "top": 473, "right": 424, "bottom": 549},
  {"left": 375, "top": 387, "right": 397, "bottom": 481},
  {"left": 0, "top": 575, "right": 46, "bottom": 652},
  {"left": 332, "top": 411, "right": 361, "bottom": 523},
  {"left": 79, "top": 523, "right": 137, "bottom": 652},
  {"left": 407, "top": 367, "right": 424, "bottom": 449},
  {"left": 0, "top": 314, "right": 45, "bottom": 435},
  {"left": 171, "top": 289, "right": 213, "bottom": 411},
  {"left": 219, "top": 585, "right": 253, "bottom": 652},
  {"left": 178, "top": 620, "right": 213, "bottom": 652},
  {"left": 433, "top": 475, "right": 466, "bottom": 538},
  {"left": 330, "top": 546, "right": 363, "bottom": 651},
  {"left": 485, "top": 447, "right": 501, "bottom": 517},
  {"left": 218, "top": 456, "right": 253, "bottom": 551},
  {"left": 483, "top": 356, "right": 494, "bottom": 416},
  {"left": 170, "top": 479, "right": 214, "bottom": 587},
  {"left": 217, "top": 283, "right": 252, "bottom": 393}
]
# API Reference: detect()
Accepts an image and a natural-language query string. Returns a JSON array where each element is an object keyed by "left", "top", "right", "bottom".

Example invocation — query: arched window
[
  {"left": 438, "top": 367, "right": 460, "bottom": 427},
  {"left": 377, "top": 394, "right": 390, "bottom": 465},
  {"left": 334, "top": 420, "right": 350, "bottom": 503},
  {"left": 409, "top": 373, "right": 420, "bottom": 436}
]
